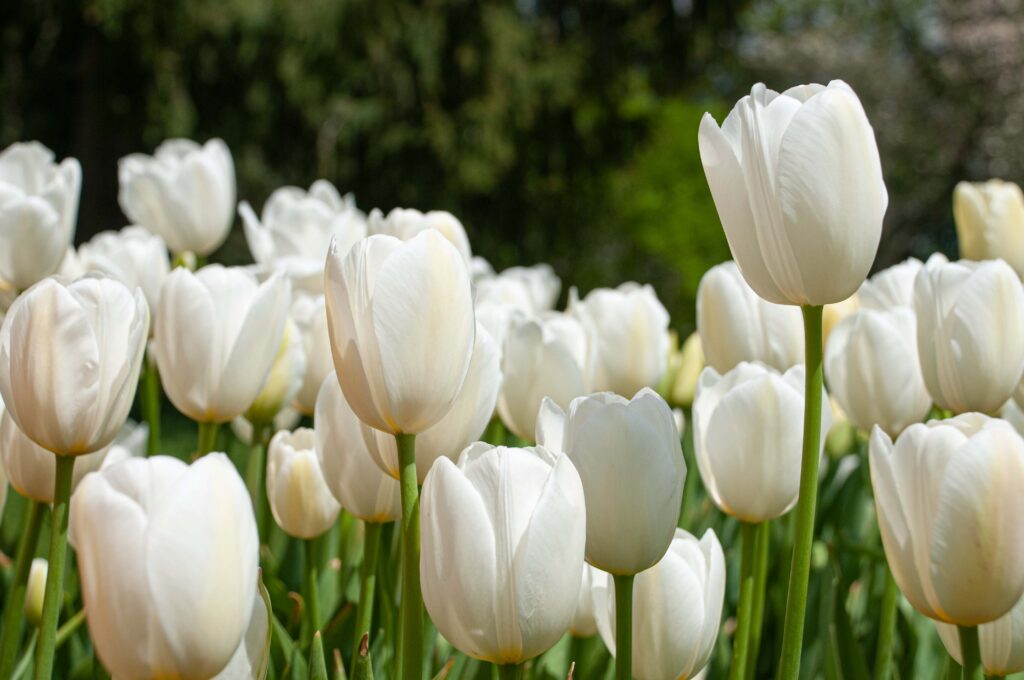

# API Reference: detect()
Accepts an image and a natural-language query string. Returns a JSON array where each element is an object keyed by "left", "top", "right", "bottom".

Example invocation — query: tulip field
[{"left": 3, "top": 76, "right": 1024, "bottom": 680}]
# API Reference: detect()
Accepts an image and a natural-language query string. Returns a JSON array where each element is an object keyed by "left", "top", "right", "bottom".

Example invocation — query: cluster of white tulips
[{"left": 1, "top": 77, "right": 1024, "bottom": 680}]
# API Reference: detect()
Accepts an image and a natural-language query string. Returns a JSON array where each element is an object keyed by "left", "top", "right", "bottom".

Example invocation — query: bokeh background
[{"left": 2, "top": 0, "right": 1016, "bottom": 328}]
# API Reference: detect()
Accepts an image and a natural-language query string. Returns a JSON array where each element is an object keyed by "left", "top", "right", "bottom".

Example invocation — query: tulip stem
[
  {"left": 874, "top": 567, "right": 899, "bottom": 680},
  {"left": 246, "top": 422, "right": 272, "bottom": 543},
  {"left": 141, "top": 353, "right": 161, "bottom": 455},
  {"left": 497, "top": 664, "right": 523, "bottom": 680},
  {"left": 613, "top": 573, "right": 634, "bottom": 680},
  {"left": 34, "top": 455, "right": 75, "bottom": 680},
  {"left": 746, "top": 521, "right": 770, "bottom": 680},
  {"left": 0, "top": 501, "right": 45, "bottom": 678},
  {"left": 730, "top": 522, "right": 757, "bottom": 680},
  {"left": 304, "top": 539, "right": 321, "bottom": 643},
  {"left": 778, "top": 304, "right": 824, "bottom": 680},
  {"left": 396, "top": 433, "right": 422, "bottom": 680},
  {"left": 196, "top": 421, "right": 220, "bottom": 458},
  {"left": 958, "top": 625, "right": 982, "bottom": 680},
  {"left": 354, "top": 521, "right": 383, "bottom": 671}
]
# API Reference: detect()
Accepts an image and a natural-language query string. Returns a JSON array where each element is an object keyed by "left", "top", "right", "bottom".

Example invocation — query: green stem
[
  {"left": 54, "top": 608, "right": 86, "bottom": 648},
  {"left": 33, "top": 455, "right": 75, "bottom": 680},
  {"left": 196, "top": 421, "right": 220, "bottom": 458},
  {"left": 730, "top": 523, "right": 757, "bottom": 680},
  {"left": 613, "top": 574, "right": 634, "bottom": 680},
  {"left": 0, "top": 501, "right": 45, "bottom": 678},
  {"left": 874, "top": 568, "right": 899, "bottom": 680},
  {"left": 778, "top": 305, "right": 824, "bottom": 680},
  {"left": 679, "top": 414, "right": 698, "bottom": 527},
  {"left": 305, "top": 539, "right": 321, "bottom": 645},
  {"left": 396, "top": 433, "right": 422, "bottom": 680},
  {"left": 354, "top": 522, "right": 383, "bottom": 670},
  {"left": 245, "top": 422, "right": 272, "bottom": 543},
  {"left": 746, "top": 521, "right": 770, "bottom": 680},
  {"left": 959, "top": 625, "right": 982, "bottom": 680},
  {"left": 497, "top": 664, "right": 523, "bottom": 680},
  {"left": 141, "top": 353, "right": 161, "bottom": 456}
]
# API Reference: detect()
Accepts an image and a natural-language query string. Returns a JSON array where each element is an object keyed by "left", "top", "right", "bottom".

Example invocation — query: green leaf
[
  {"left": 308, "top": 632, "right": 328, "bottom": 680},
  {"left": 352, "top": 633, "right": 374, "bottom": 680},
  {"left": 829, "top": 574, "right": 871, "bottom": 680}
]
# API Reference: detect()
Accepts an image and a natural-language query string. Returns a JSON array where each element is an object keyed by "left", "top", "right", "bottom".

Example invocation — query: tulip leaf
[
  {"left": 829, "top": 573, "right": 870, "bottom": 680},
  {"left": 308, "top": 632, "right": 329, "bottom": 680},
  {"left": 352, "top": 633, "right": 374, "bottom": 680}
]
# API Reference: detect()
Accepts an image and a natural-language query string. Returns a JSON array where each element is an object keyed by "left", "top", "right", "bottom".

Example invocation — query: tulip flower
[
  {"left": 857, "top": 257, "right": 926, "bottom": 310},
  {"left": 475, "top": 263, "right": 561, "bottom": 314},
  {"left": 70, "top": 453, "right": 258, "bottom": 680},
  {"left": 696, "top": 261, "right": 804, "bottom": 373},
  {"left": 497, "top": 312, "right": 589, "bottom": 440},
  {"left": 240, "top": 180, "right": 367, "bottom": 291},
  {"left": 670, "top": 331, "right": 705, "bottom": 408},
  {"left": 914, "top": 259, "right": 1024, "bottom": 414},
  {"left": 568, "top": 283, "right": 670, "bottom": 397},
  {"left": 953, "top": 179, "right": 1024, "bottom": 275},
  {"left": 420, "top": 442, "right": 586, "bottom": 667},
  {"left": 213, "top": 584, "right": 271, "bottom": 680},
  {"left": 154, "top": 265, "right": 290, "bottom": 425},
  {"left": 244, "top": 319, "right": 307, "bottom": 427},
  {"left": 693, "top": 363, "right": 831, "bottom": 522},
  {"left": 291, "top": 293, "right": 332, "bottom": 416},
  {"left": 266, "top": 428, "right": 341, "bottom": 539},
  {"left": 698, "top": 81, "right": 887, "bottom": 306},
  {"left": 0, "top": 142, "right": 81, "bottom": 291},
  {"left": 368, "top": 207, "right": 472, "bottom": 265},
  {"left": 869, "top": 414, "right": 1024, "bottom": 626},
  {"left": 936, "top": 595, "right": 1024, "bottom": 676},
  {"left": 118, "top": 138, "right": 235, "bottom": 256},
  {"left": 470, "top": 255, "right": 494, "bottom": 282},
  {"left": 78, "top": 226, "right": 170, "bottom": 315},
  {"left": 569, "top": 564, "right": 603, "bottom": 638},
  {"left": 363, "top": 324, "right": 501, "bottom": 482},
  {"left": 594, "top": 528, "right": 725, "bottom": 680}
]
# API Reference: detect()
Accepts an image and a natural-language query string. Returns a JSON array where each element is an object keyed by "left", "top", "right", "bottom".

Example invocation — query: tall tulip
[
  {"left": 594, "top": 529, "right": 725, "bottom": 680},
  {"left": 78, "top": 226, "right": 170, "bottom": 315},
  {"left": 0, "top": 142, "right": 81, "bottom": 292},
  {"left": 953, "top": 179, "right": 1024, "bottom": 275},
  {"left": 70, "top": 453, "right": 258, "bottom": 680},
  {"left": 118, "top": 139, "right": 235, "bottom": 256},
  {"left": 292, "top": 294, "right": 332, "bottom": 416},
  {"left": 936, "top": 595, "right": 1024, "bottom": 677},
  {"left": 696, "top": 261, "right": 803, "bottom": 373},
  {"left": 914, "top": 259, "right": 1024, "bottom": 414},
  {"left": 368, "top": 207, "right": 472, "bottom": 265},
  {"left": 420, "top": 442, "right": 586, "bottom": 671},
  {"left": 569, "top": 283, "right": 670, "bottom": 397}
]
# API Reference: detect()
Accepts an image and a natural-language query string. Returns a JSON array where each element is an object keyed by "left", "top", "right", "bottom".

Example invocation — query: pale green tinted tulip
[
  {"left": 870, "top": 415, "right": 1024, "bottom": 625},
  {"left": 70, "top": 454, "right": 258, "bottom": 679},
  {"left": 324, "top": 230, "right": 475, "bottom": 435},
  {"left": 954, "top": 179, "right": 1024, "bottom": 275},
  {"left": 420, "top": 443, "right": 586, "bottom": 665},
  {"left": 78, "top": 226, "right": 170, "bottom": 316},
  {"left": 699, "top": 81, "right": 887, "bottom": 306},
  {"left": 0, "top": 276, "right": 148, "bottom": 455},
  {"left": 266, "top": 428, "right": 341, "bottom": 539}
]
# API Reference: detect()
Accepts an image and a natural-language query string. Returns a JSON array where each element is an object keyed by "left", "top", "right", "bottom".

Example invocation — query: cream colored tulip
[
  {"left": 266, "top": 428, "right": 341, "bottom": 539},
  {"left": 953, "top": 179, "right": 1024, "bottom": 275}
]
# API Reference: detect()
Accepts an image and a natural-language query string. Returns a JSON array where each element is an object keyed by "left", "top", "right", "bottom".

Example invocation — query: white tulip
[
  {"left": 0, "top": 276, "right": 148, "bottom": 455},
  {"left": 696, "top": 261, "right": 804, "bottom": 372},
  {"left": 324, "top": 231, "right": 475, "bottom": 435},
  {"left": 154, "top": 265, "right": 290, "bottom": 423},
  {"left": 78, "top": 226, "right": 170, "bottom": 315},
  {"left": 914, "top": 259, "right": 1024, "bottom": 414},
  {"left": 568, "top": 563, "right": 603, "bottom": 638},
  {"left": 937, "top": 595, "right": 1024, "bottom": 676},
  {"left": 420, "top": 442, "right": 586, "bottom": 664},
  {"left": 0, "top": 142, "right": 81, "bottom": 291},
  {"left": 476, "top": 263, "right": 561, "bottom": 314},
  {"left": 537, "top": 388, "right": 684, "bottom": 575},
  {"left": 699, "top": 81, "right": 887, "bottom": 306},
  {"left": 825, "top": 307, "right": 931, "bottom": 436},
  {"left": 470, "top": 255, "right": 494, "bottom": 282},
  {"left": 594, "top": 529, "right": 725, "bottom": 680},
  {"left": 291, "top": 294, "right": 332, "bottom": 416},
  {"left": 314, "top": 373, "right": 400, "bottom": 522},
  {"left": 240, "top": 180, "right": 367, "bottom": 292},
  {"left": 857, "top": 257, "right": 925, "bottom": 310},
  {"left": 870, "top": 414, "right": 1024, "bottom": 624},
  {"left": 212, "top": 585, "right": 271, "bottom": 680},
  {"left": 368, "top": 207, "right": 472, "bottom": 265},
  {"left": 266, "top": 428, "right": 340, "bottom": 539},
  {"left": 1002, "top": 399, "right": 1024, "bottom": 437},
  {"left": 70, "top": 454, "right": 258, "bottom": 679},
  {"left": 245, "top": 319, "right": 307, "bottom": 425},
  {"left": 118, "top": 138, "right": 235, "bottom": 256},
  {"left": 953, "top": 179, "right": 1024, "bottom": 275},
  {"left": 693, "top": 363, "right": 831, "bottom": 522},
  {"left": 24, "top": 558, "right": 47, "bottom": 627},
  {"left": 497, "top": 312, "right": 589, "bottom": 441}
]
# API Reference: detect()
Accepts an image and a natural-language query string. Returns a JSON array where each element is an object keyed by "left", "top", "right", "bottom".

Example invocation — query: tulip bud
[
  {"left": 825, "top": 307, "right": 932, "bottom": 437},
  {"left": 291, "top": 294, "right": 332, "bottom": 416},
  {"left": 78, "top": 226, "right": 171, "bottom": 317},
  {"left": 538, "top": 388, "right": 685, "bottom": 575},
  {"left": 914, "top": 259, "right": 1024, "bottom": 414},
  {"left": 569, "top": 283, "right": 670, "bottom": 397},
  {"left": 368, "top": 207, "right": 472, "bottom": 265},
  {"left": 670, "top": 331, "right": 705, "bottom": 408},
  {"left": 324, "top": 231, "right": 475, "bottom": 435},
  {"left": 497, "top": 313, "right": 589, "bottom": 441},
  {"left": 0, "top": 142, "right": 81, "bottom": 292},
  {"left": 693, "top": 363, "right": 831, "bottom": 522},
  {"left": 696, "top": 262, "right": 803, "bottom": 373},
  {"left": 594, "top": 528, "right": 725, "bottom": 680},
  {"left": 245, "top": 320, "right": 307, "bottom": 426},
  {"left": 699, "top": 81, "right": 887, "bottom": 306},
  {"left": 953, "top": 179, "right": 1024, "bottom": 275},
  {"left": 240, "top": 180, "right": 367, "bottom": 292},
  {"left": 266, "top": 428, "right": 341, "bottom": 539},
  {"left": 24, "top": 558, "right": 47, "bottom": 627},
  {"left": 420, "top": 442, "right": 587, "bottom": 664},
  {"left": 936, "top": 595, "right": 1024, "bottom": 676},
  {"left": 154, "top": 265, "right": 290, "bottom": 424},
  {"left": 0, "top": 276, "right": 149, "bottom": 455},
  {"left": 314, "top": 373, "right": 401, "bottom": 522},
  {"left": 70, "top": 454, "right": 258, "bottom": 679},
  {"left": 870, "top": 415, "right": 1024, "bottom": 625},
  {"left": 118, "top": 138, "right": 235, "bottom": 256}
]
